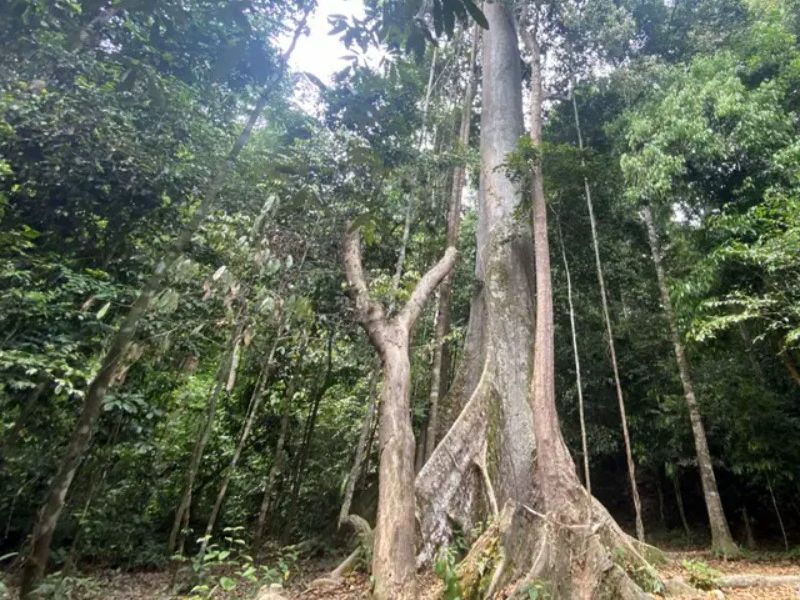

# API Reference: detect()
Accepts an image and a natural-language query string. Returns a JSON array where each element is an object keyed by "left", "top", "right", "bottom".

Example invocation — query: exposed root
[
  {"left": 415, "top": 369, "right": 492, "bottom": 565},
  {"left": 306, "top": 547, "right": 362, "bottom": 591},
  {"left": 307, "top": 515, "right": 372, "bottom": 590},
  {"left": 453, "top": 500, "right": 676, "bottom": 600}
]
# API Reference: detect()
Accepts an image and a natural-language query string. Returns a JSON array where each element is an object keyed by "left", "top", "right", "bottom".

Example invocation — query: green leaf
[
  {"left": 219, "top": 576, "right": 236, "bottom": 591},
  {"left": 96, "top": 302, "right": 111, "bottom": 320}
]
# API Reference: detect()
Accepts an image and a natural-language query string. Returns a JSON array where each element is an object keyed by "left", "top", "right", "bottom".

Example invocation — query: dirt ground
[
  {"left": 659, "top": 550, "right": 800, "bottom": 600},
  {"left": 283, "top": 550, "right": 800, "bottom": 600},
  {"left": 2, "top": 550, "right": 798, "bottom": 599}
]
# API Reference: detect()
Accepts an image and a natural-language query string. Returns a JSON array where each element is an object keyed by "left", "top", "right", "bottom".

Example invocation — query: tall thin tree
[
  {"left": 555, "top": 215, "right": 591, "bottom": 492},
  {"left": 642, "top": 203, "right": 738, "bottom": 556}
]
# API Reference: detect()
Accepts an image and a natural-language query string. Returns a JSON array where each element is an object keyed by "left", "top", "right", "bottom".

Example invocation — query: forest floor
[
  {"left": 282, "top": 549, "right": 800, "bottom": 600},
  {"left": 2, "top": 549, "right": 799, "bottom": 599}
]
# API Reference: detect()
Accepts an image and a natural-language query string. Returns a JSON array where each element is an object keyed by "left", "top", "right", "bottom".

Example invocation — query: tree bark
[
  {"left": 571, "top": 82, "right": 644, "bottom": 541},
  {"left": 643, "top": 203, "right": 738, "bottom": 556},
  {"left": 424, "top": 24, "right": 479, "bottom": 463},
  {"left": 415, "top": 3, "right": 537, "bottom": 564},
  {"left": 18, "top": 14, "right": 311, "bottom": 594},
  {"left": 343, "top": 224, "right": 455, "bottom": 600},
  {"left": 524, "top": 5, "right": 580, "bottom": 507}
]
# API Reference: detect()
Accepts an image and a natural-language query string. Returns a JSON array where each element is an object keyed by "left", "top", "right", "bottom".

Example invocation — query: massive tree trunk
[
  {"left": 343, "top": 225, "right": 456, "bottom": 600},
  {"left": 571, "top": 83, "right": 644, "bottom": 541},
  {"left": 415, "top": 4, "right": 537, "bottom": 564},
  {"left": 424, "top": 24, "right": 479, "bottom": 463},
  {"left": 17, "top": 16, "right": 311, "bottom": 594},
  {"left": 642, "top": 203, "right": 738, "bottom": 556},
  {"left": 416, "top": 6, "right": 665, "bottom": 599}
]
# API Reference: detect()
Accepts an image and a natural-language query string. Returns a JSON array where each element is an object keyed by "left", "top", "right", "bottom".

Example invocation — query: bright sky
[{"left": 288, "top": 0, "right": 367, "bottom": 84}]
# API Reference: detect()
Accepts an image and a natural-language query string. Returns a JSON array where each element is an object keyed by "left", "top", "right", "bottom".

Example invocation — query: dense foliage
[{"left": 1, "top": 0, "right": 798, "bottom": 596}]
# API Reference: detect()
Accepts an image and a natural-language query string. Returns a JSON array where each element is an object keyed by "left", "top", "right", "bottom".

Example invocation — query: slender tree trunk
[
  {"left": 339, "top": 370, "right": 379, "bottom": 527},
  {"left": 571, "top": 81, "right": 643, "bottom": 540},
  {"left": 252, "top": 379, "right": 296, "bottom": 551},
  {"left": 741, "top": 506, "right": 756, "bottom": 548},
  {"left": 656, "top": 474, "right": 666, "bottom": 530},
  {"left": 288, "top": 330, "right": 334, "bottom": 510},
  {"left": 198, "top": 331, "right": 294, "bottom": 557},
  {"left": 672, "top": 470, "right": 691, "bottom": 537},
  {"left": 643, "top": 204, "right": 737, "bottom": 555},
  {"left": 168, "top": 306, "right": 248, "bottom": 555},
  {"left": 555, "top": 216, "right": 590, "bottom": 494},
  {"left": 200, "top": 240, "right": 311, "bottom": 554},
  {"left": 343, "top": 225, "right": 456, "bottom": 600},
  {"left": 767, "top": 478, "right": 788, "bottom": 551},
  {"left": 424, "top": 24, "right": 479, "bottom": 463},
  {"left": 18, "top": 15, "right": 311, "bottom": 593}
]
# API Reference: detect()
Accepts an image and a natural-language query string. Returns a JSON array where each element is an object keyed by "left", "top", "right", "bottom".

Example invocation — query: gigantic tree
[{"left": 416, "top": 2, "right": 662, "bottom": 597}]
